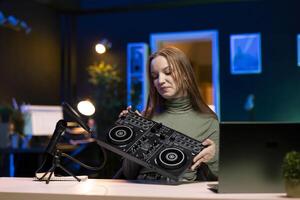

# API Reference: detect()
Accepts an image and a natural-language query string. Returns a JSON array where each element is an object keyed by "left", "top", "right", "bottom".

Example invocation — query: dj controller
[{"left": 97, "top": 110, "right": 206, "bottom": 181}]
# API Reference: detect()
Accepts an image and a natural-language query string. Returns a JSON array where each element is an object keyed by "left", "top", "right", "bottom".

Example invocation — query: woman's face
[{"left": 150, "top": 55, "right": 183, "bottom": 99}]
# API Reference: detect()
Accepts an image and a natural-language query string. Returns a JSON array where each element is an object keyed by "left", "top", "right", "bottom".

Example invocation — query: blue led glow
[
  {"left": 127, "top": 43, "right": 148, "bottom": 111},
  {"left": 297, "top": 34, "right": 300, "bottom": 67},
  {"left": 9, "top": 153, "right": 14, "bottom": 177}
]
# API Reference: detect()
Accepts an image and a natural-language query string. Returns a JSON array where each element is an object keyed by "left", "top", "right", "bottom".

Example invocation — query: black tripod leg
[
  {"left": 46, "top": 166, "right": 56, "bottom": 184},
  {"left": 58, "top": 164, "right": 81, "bottom": 182},
  {"left": 37, "top": 171, "right": 49, "bottom": 181}
]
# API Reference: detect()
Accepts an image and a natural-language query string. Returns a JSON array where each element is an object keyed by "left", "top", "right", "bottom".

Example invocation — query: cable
[{"left": 61, "top": 144, "right": 107, "bottom": 171}]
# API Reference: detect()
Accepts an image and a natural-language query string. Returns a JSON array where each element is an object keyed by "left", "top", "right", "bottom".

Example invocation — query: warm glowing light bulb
[
  {"left": 77, "top": 100, "right": 95, "bottom": 116},
  {"left": 95, "top": 43, "right": 106, "bottom": 54}
]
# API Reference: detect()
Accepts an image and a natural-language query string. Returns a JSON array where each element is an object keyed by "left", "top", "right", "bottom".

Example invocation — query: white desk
[{"left": 0, "top": 177, "right": 289, "bottom": 200}]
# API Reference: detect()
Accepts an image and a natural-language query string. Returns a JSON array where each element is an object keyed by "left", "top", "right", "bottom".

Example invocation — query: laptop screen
[{"left": 218, "top": 122, "right": 300, "bottom": 193}]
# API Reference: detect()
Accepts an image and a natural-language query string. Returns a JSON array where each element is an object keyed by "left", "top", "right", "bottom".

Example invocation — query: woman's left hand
[{"left": 190, "top": 139, "right": 216, "bottom": 171}]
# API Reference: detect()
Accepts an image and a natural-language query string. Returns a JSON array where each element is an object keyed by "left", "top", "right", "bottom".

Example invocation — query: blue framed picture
[{"left": 230, "top": 33, "right": 262, "bottom": 74}]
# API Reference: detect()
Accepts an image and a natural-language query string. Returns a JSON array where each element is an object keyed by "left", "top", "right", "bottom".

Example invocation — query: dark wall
[
  {"left": 75, "top": 0, "right": 300, "bottom": 122},
  {"left": 0, "top": 0, "right": 61, "bottom": 105},
  {"left": 1, "top": 1, "right": 299, "bottom": 119},
  {"left": 218, "top": 1, "right": 300, "bottom": 122}
]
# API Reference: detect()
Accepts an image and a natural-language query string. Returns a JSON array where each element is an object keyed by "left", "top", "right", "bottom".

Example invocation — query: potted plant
[
  {"left": 0, "top": 103, "right": 25, "bottom": 148},
  {"left": 87, "top": 61, "right": 124, "bottom": 130},
  {"left": 87, "top": 61, "right": 125, "bottom": 178},
  {"left": 283, "top": 151, "right": 300, "bottom": 197}
]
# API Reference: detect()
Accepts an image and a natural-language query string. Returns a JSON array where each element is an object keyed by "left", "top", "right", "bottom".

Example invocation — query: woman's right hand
[{"left": 118, "top": 105, "right": 142, "bottom": 118}]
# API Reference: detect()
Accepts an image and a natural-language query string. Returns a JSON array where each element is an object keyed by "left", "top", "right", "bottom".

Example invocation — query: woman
[{"left": 120, "top": 46, "right": 219, "bottom": 181}]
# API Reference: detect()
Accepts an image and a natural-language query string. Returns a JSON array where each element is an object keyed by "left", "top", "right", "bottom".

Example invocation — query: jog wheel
[
  {"left": 156, "top": 147, "right": 187, "bottom": 170},
  {"left": 108, "top": 126, "right": 134, "bottom": 145}
]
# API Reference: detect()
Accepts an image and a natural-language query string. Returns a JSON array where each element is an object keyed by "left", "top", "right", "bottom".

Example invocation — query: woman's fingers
[
  {"left": 193, "top": 148, "right": 210, "bottom": 163},
  {"left": 135, "top": 110, "right": 142, "bottom": 116},
  {"left": 191, "top": 158, "right": 204, "bottom": 171},
  {"left": 118, "top": 109, "right": 129, "bottom": 118},
  {"left": 202, "top": 138, "right": 213, "bottom": 146},
  {"left": 119, "top": 105, "right": 142, "bottom": 117},
  {"left": 190, "top": 139, "right": 216, "bottom": 170}
]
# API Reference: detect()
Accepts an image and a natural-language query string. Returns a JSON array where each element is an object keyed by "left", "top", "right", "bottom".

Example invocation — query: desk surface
[{"left": 0, "top": 177, "right": 289, "bottom": 200}]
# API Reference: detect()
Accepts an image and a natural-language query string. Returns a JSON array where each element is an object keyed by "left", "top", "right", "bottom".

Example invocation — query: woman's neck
[{"left": 165, "top": 96, "right": 192, "bottom": 113}]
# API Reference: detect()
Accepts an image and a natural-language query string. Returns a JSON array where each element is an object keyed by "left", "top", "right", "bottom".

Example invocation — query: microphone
[
  {"left": 45, "top": 102, "right": 89, "bottom": 156},
  {"left": 62, "top": 102, "right": 91, "bottom": 133},
  {"left": 45, "top": 119, "right": 67, "bottom": 156}
]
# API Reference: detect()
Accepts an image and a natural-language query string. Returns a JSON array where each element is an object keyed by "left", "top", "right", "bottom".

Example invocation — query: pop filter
[{"left": 62, "top": 102, "right": 91, "bottom": 133}]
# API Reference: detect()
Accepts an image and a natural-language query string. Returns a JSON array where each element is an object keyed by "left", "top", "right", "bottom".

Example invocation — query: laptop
[{"left": 212, "top": 122, "right": 300, "bottom": 193}]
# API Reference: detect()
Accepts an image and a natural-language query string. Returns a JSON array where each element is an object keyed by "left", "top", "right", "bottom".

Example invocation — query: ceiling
[{"left": 32, "top": 0, "right": 258, "bottom": 13}]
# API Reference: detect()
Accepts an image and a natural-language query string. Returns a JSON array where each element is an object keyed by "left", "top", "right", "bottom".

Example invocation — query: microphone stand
[
  {"left": 37, "top": 149, "right": 81, "bottom": 184},
  {"left": 36, "top": 102, "right": 107, "bottom": 184},
  {"left": 36, "top": 122, "right": 107, "bottom": 184},
  {"left": 36, "top": 119, "right": 82, "bottom": 184}
]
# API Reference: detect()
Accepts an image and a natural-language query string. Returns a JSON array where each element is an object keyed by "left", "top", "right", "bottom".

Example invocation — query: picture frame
[{"left": 230, "top": 33, "right": 262, "bottom": 74}]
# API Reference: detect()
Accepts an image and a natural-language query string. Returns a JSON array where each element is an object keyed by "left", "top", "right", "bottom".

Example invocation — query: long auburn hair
[{"left": 143, "top": 46, "right": 217, "bottom": 119}]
